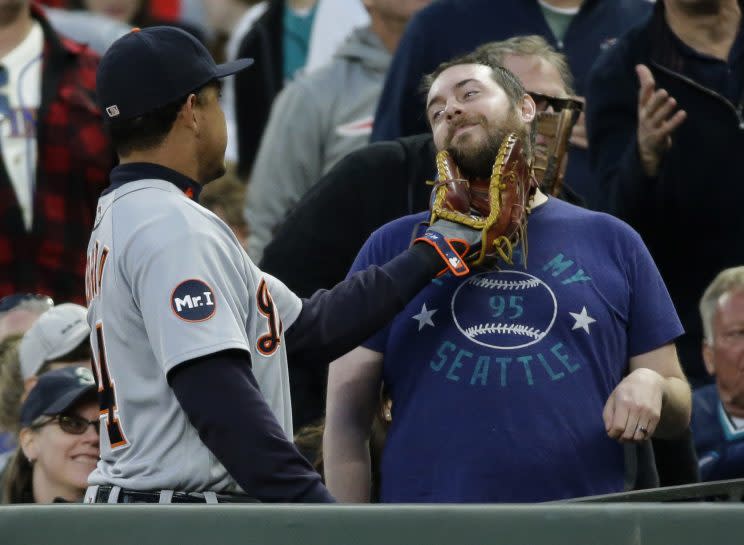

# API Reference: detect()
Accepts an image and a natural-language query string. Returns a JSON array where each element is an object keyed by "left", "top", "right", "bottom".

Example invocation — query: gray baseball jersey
[{"left": 85, "top": 177, "right": 300, "bottom": 492}]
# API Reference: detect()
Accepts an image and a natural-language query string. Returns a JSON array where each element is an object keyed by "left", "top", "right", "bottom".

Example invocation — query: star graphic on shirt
[
  {"left": 570, "top": 306, "right": 596, "bottom": 334},
  {"left": 412, "top": 303, "right": 437, "bottom": 331}
]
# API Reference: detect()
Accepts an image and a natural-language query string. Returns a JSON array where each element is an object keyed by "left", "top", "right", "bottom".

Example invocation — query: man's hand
[
  {"left": 569, "top": 96, "right": 588, "bottom": 149},
  {"left": 636, "top": 64, "right": 687, "bottom": 177},
  {"left": 603, "top": 367, "right": 664, "bottom": 443}
]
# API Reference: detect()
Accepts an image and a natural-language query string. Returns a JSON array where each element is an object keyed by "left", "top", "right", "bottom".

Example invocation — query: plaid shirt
[{"left": 0, "top": 5, "right": 114, "bottom": 304}]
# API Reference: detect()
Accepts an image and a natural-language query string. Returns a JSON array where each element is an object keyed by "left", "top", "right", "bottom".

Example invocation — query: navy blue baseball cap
[
  {"left": 20, "top": 367, "right": 97, "bottom": 428},
  {"left": 96, "top": 26, "right": 253, "bottom": 123}
]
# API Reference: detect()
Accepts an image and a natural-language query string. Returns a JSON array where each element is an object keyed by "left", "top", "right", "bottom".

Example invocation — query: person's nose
[
  {"left": 81, "top": 421, "right": 100, "bottom": 444},
  {"left": 444, "top": 99, "right": 463, "bottom": 121}
]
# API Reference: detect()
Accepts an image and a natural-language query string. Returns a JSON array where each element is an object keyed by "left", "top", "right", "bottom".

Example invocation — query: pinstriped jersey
[{"left": 85, "top": 177, "right": 300, "bottom": 492}]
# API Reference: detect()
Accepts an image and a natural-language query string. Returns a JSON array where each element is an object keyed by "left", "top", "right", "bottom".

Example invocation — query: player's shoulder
[{"left": 109, "top": 181, "right": 234, "bottom": 246}]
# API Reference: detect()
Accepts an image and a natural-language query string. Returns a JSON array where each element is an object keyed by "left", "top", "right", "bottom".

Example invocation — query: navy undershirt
[{"left": 103, "top": 162, "right": 203, "bottom": 200}]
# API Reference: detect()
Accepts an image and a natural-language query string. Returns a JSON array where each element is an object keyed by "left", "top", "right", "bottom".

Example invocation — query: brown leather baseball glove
[{"left": 427, "top": 132, "right": 538, "bottom": 271}]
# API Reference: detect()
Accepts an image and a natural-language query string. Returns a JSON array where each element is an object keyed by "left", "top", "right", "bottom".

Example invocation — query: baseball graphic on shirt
[{"left": 452, "top": 270, "right": 557, "bottom": 350}]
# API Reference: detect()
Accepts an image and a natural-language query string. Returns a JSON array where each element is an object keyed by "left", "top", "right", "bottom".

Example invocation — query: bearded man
[{"left": 323, "top": 49, "right": 692, "bottom": 503}]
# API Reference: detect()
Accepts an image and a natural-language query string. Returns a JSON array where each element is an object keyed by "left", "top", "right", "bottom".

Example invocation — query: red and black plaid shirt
[{"left": 0, "top": 5, "right": 114, "bottom": 304}]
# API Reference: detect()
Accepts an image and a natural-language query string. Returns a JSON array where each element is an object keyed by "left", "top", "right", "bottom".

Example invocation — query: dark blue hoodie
[{"left": 586, "top": 0, "right": 744, "bottom": 383}]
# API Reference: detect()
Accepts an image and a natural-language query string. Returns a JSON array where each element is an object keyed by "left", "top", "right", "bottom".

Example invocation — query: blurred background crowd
[{"left": 0, "top": 0, "right": 743, "bottom": 505}]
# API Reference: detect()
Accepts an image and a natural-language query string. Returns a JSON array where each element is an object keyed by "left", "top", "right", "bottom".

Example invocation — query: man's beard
[{"left": 447, "top": 111, "right": 533, "bottom": 180}]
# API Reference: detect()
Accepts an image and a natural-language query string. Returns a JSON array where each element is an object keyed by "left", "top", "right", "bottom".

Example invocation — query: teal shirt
[{"left": 283, "top": 4, "right": 318, "bottom": 82}]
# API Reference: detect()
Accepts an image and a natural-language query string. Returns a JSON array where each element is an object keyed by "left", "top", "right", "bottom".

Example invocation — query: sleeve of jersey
[
  {"left": 344, "top": 226, "right": 402, "bottom": 353},
  {"left": 285, "top": 222, "right": 432, "bottom": 366},
  {"left": 625, "top": 228, "right": 685, "bottom": 357},
  {"left": 168, "top": 349, "right": 334, "bottom": 503},
  {"left": 125, "top": 228, "right": 251, "bottom": 373}
]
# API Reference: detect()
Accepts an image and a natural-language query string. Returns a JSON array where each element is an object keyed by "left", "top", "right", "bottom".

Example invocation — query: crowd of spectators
[{"left": 0, "top": 0, "right": 743, "bottom": 505}]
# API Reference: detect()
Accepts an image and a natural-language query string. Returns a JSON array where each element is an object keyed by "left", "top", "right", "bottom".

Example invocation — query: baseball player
[{"left": 83, "top": 27, "right": 478, "bottom": 504}]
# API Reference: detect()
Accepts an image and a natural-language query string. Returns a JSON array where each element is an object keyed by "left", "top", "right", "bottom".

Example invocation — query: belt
[{"left": 84, "top": 485, "right": 259, "bottom": 504}]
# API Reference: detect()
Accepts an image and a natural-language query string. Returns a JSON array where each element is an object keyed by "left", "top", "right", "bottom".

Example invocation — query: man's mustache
[{"left": 446, "top": 116, "right": 484, "bottom": 145}]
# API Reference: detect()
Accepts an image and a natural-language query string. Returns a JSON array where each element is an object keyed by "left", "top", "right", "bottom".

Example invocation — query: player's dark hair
[
  {"left": 419, "top": 49, "right": 526, "bottom": 110},
  {"left": 107, "top": 80, "right": 221, "bottom": 157}
]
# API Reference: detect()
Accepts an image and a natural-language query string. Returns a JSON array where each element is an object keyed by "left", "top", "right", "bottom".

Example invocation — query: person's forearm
[
  {"left": 656, "top": 376, "right": 692, "bottom": 438},
  {"left": 324, "top": 347, "right": 382, "bottom": 502},
  {"left": 323, "top": 426, "right": 372, "bottom": 502},
  {"left": 169, "top": 350, "right": 335, "bottom": 502},
  {"left": 285, "top": 243, "right": 440, "bottom": 367}
]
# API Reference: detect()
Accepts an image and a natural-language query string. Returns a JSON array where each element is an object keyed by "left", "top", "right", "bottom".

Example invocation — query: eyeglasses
[
  {"left": 528, "top": 92, "right": 583, "bottom": 114},
  {"left": 34, "top": 414, "right": 99, "bottom": 435},
  {"left": 0, "top": 293, "right": 54, "bottom": 313}
]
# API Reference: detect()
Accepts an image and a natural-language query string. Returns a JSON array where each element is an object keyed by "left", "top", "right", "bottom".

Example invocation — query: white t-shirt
[{"left": 0, "top": 21, "right": 42, "bottom": 231}]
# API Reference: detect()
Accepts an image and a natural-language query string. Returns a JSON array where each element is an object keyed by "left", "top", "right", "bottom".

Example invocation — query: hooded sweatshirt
[{"left": 244, "top": 26, "right": 391, "bottom": 262}]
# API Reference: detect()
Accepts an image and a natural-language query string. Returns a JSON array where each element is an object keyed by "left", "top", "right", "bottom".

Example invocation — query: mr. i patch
[{"left": 171, "top": 279, "right": 216, "bottom": 322}]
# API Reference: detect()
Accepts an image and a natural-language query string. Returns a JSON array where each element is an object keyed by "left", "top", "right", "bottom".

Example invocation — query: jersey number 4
[{"left": 93, "top": 323, "right": 128, "bottom": 448}]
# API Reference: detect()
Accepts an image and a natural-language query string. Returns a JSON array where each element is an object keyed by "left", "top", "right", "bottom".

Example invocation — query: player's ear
[{"left": 181, "top": 94, "right": 199, "bottom": 130}]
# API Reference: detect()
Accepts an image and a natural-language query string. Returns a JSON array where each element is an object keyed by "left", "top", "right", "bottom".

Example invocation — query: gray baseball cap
[{"left": 19, "top": 304, "right": 90, "bottom": 380}]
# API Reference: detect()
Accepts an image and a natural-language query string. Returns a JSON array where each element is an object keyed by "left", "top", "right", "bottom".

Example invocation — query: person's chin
[
  {"left": 203, "top": 163, "right": 227, "bottom": 185},
  {"left": 451, "top": 133, "right": 483, "bottom": 155}
]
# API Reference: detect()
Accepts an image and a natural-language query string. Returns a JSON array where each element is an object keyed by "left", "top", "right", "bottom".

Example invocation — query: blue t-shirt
[
  {"left": 349, "top": 197, "right": 683, "bottom": 502},
  {"left": 691, "top": 384, "right": 744, "bottom": 481}
]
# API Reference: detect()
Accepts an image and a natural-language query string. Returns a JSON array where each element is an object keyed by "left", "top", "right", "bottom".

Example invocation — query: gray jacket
[{"left": 244, "top": 26, "right": 391, "bottom": 262}]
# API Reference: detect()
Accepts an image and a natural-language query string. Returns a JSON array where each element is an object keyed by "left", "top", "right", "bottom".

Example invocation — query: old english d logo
[{"left": 171, "top": 279, "right": 216, "bottom": 322}]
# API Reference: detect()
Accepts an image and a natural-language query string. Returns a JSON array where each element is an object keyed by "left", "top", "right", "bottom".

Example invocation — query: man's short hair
[
  {"left": 420, "top": 48, "right": 527, "bottom": 110},
  {"left": 700, "top": 266, "right": 744, "bottom": 342},
  {"left": 107, "top": 80, "right": 219, "bottom": 157},
  {"left": 474, "top": 35, "right": 575, "bottom": 96},
  {"left": 420, "top": 35, "right": 575, "bottom": 106}
]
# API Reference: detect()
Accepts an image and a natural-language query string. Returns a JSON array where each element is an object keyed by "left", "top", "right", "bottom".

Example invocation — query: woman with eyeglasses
[{"left": 1, "top": 366, "right": 99, "bottom": 504}]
